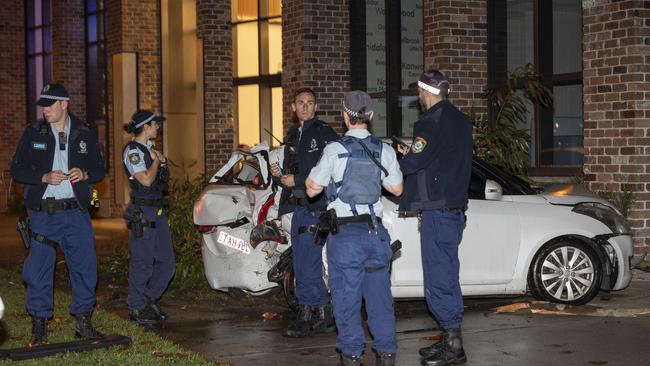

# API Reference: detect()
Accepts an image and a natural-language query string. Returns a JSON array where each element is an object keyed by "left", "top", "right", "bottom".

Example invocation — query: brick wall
[
  {"left": 106, "top": 0, "right": 162, "bottom": 215},
  {"left": 52, "top": 0, "right": 87, "bottom": 121},
  {"left": 583, "top": 0, "right": 650, "bottom": 254},
  {"left": 282, "top": 0, "right": 350, "bottom": 134},
  {"left": 0, "top": 0, "right": 26, "bottom": 211},
  {"left": 197, "top": 0, "right": 234, "bottom": 172},
  {"left": 422, "top": 0, "right": 488, "bottom": 114}
]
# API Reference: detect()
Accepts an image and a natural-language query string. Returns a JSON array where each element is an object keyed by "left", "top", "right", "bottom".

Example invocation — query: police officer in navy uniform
[
  {"left": 122, "top": 110, "right": 175, "bottom": 324},
  {"left": 306, "top": 91, "right": 403, "bottom": 366},
  {"left": 11, "top": 83, "right": 106, "bottom": 346},
  {"left": 398, "top": 70, "right": 472, "bottom": 366},
  {"left": 270, "top": 88, "right": 338, "bottom": 338}
]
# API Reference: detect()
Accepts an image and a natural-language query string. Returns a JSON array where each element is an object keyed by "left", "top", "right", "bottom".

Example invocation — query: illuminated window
[
  {"left": 350, "top": 0, "right": 424, "bottom": 138},
  {"left": 489, "top": 0, "right": 583, "bottom": 174},
  {"left": 86, "top": 0, "right": 109, "bottom": 165},
  {"left": 25, "top": 0, "right": 53, "bottom": 123},
  {"left": 232, "top": 0, "right": 282, "bottom": 147}
]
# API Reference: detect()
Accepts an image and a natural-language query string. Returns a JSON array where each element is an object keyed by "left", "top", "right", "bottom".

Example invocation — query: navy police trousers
[
  {"left": 327, "top": 222, "right": 397, "bottom": 357},
  {"left": 420, "top": 209, "right": 466, "bottom": 330},
  {"left": 24, "top": 209, "right": 97, "bottom": 318},
  {"left": 127, "top": 204, "right": 175, "bottom": 311},
  {"left": 290, "top": 206, "right": 329, "bottom": 307}
]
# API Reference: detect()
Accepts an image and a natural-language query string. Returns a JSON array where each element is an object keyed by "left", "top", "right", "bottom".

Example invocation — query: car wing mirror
[{"left": 485, "top": 179, "right": 503, "bottom": 200}]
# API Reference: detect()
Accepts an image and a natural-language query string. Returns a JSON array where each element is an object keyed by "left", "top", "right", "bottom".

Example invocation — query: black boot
[
  {"left": 338, "top": 353, "right": 361, "bottom": 366},
  {"left": 421, "top": 328, "right": 467, "bottom": 366},
  {"left": 130, "top": 305, "right": 161, "bottom": 324},
  {"left": 74, "top": 312, "right": 105, "bottom": 339},
  {"left": 419, "top": 332, "right": 444, "bottom": 358},
  {"left": 146, "top": 299, "right": 167, "bottom": 321},
  {"left": 29, "top": 316, "right": 48, "bottom": 347},
  {"left": 282, "top": 304, "right": 313, "bottom": 338},
  {"left": 310, "top": 303, "right": 336, "bottom": 334},
  {"left": 376, "top": 351, "right": 396, "bottom": 366}
]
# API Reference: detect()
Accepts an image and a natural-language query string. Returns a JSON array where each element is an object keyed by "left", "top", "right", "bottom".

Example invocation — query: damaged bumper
[{"left": 593, "top": 233, "right": 634, "bottom": 291}]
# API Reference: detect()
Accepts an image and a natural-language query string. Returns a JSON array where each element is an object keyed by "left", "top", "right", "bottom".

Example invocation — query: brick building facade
[{"left": 0, "top": 0, "right": 648, "bottom": 254}]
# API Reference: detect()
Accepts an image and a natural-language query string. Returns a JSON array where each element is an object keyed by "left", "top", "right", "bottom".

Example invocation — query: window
[
  {"left": 232, "top": 0, "right": 283, "bottom": 147},
  {"left": 26, "top": 0, "right": 53, "bottom": 123},
  {"left": 489, "top": 0, "right": 583, "bottom": 175},
  {"left": 350, "top": 0, "right": 423, "bottom": 137},
  {"left": 85, "top": 0, "right": 109, "bottom": 164}
]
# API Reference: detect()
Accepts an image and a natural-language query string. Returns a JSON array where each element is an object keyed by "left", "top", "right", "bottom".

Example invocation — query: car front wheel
[{"left": 528, "top": 240, "right": 602, "bottom": 305}]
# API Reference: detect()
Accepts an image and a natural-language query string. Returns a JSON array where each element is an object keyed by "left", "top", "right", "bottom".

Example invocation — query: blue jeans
[
  {"left": 24, "top": 209, "right": 97, "bottom": 318},
  {"left": 420, "top": 209, "right": 466, "bottom": 330},
  {"left": 290, "top": 206, "right": 329, "bottom": 307},
  {"left": 127, "top": 204, "right": 175, "bottom": 311},
  {"left": 328, "top": 222, "right": 396, "bottom": 356}
]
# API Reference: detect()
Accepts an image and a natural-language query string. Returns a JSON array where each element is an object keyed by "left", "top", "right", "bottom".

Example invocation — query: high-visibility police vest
[{"left": 327, "top": 135, "right": 384, "bottom": 215}]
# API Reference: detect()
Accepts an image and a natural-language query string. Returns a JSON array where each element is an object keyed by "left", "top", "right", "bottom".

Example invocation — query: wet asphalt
[{"left": 140, "top": 270, "right": 650, "bottom": 366}]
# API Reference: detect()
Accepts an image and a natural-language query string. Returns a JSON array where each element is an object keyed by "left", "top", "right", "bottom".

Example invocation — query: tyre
[
  {"left": 528, "top": 240, "right": 602, "bottom": 305},
  {"left": 283, "top": 269, "right": 298, "bottom": 311}
]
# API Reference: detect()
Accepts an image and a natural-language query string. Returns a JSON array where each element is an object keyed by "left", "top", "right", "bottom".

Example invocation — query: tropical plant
[{"left": 472, "top": 63, "right": 553, "bottom": 177}]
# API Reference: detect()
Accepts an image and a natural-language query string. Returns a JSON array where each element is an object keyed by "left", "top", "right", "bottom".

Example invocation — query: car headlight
[{"left": 572, "top": 202, "right": 631, "bottom": 235}]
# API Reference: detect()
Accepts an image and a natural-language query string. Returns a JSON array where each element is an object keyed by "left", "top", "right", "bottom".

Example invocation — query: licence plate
[{"left": 217, "top": 231, "right": 251, "bottom": 254}]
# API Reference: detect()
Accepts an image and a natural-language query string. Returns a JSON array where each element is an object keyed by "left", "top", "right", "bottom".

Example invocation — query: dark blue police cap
[
  {"left": 37, "top": 83, "right": 70, "bottom": 107},
  {"left": 130, "top": 110, "right": 165, "bottom": 129},
  {"left": 408, "top": 69, "right": 451, "bottom": 96}
]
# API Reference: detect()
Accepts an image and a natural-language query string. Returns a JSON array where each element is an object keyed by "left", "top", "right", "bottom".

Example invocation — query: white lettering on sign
[{"left": 217, "top": 231, "right": 251, "bottom": 254}]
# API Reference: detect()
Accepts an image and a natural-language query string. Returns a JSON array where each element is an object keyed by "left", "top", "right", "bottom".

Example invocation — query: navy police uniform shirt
[
  {"left": 398, "top": 99, "right": 473, "bottom": 212},
  {"left": 277, "top": 118, "right": 338, "bottom": 215},
  {"left": 10, "top": 114, "right": 106, "bottom": 210}
]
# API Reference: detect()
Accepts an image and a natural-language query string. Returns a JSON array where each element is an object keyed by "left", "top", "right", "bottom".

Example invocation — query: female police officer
[
  {"left": 122, "top": 110, "right": 175, "bottom": 324},
  {"left": 306, "top": 91, "right": 403, "bottom": 366}
]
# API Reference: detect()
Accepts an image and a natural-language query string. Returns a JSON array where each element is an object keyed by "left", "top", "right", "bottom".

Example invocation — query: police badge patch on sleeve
[
  {"left": 128, "top": 152, "right": 141, "bottom": 165},
  {"left": 411, "top": 137, "right": 427, "bottom": 154}
]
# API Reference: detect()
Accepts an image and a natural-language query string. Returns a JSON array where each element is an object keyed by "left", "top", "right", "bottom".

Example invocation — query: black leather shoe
[
  {"left": 74, "top": 312, "right": 105, "bottom": 339},
  {"left": 130, "top": 306, "right": 161, "bottom": 324},
  {"left": 282, "top": 304, "right": 313, "bottom": 338},
  {"left": 338, "top": 353, "right": 362, "bottom": 366},
  {"left": 376, "top": 351, "right": 396, "bottom": 366},
  {"left": 146, "top": 299, "right": 167, "bottom": 321},
  {"left": 421, "top": 328, "right": 467, "bottom": 366},
  {"left": 29, "top": 316, "right": 48, "bottom": 347}
]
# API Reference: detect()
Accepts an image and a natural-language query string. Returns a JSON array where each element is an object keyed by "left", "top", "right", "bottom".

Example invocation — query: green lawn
[{"left": 0, "top": 267, "right": 224, "bottom": 366}]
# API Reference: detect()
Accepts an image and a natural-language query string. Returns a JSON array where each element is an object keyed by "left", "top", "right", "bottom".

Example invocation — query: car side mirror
[{"left": 485, "top": 179, "right": 503, "bottom": 200}]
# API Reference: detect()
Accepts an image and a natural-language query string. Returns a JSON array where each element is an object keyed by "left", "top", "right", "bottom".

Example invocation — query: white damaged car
[{"left": 193, "top": 143, "right": 634, "bottom": 305}]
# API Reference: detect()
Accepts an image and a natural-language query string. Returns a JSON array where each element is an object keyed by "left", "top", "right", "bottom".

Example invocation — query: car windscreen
[{"left": 218, "top": 157, "right": 261, "bottom": 185}]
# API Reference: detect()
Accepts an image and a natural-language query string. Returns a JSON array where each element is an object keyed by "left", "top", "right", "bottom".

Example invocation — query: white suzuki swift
[{"left": 193, "top": 143, "right": 634, "bottom": 306}]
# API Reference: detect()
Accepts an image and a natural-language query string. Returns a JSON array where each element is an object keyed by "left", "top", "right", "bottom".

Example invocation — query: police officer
[
  {"left": 122, "top": 110, "right": 175, "bottom": 324},
  {"left": 306, "top": 91, "right": 403, "bottom": 366},
  {"left": 270, "top": 88, "right": 338, "bottom": 338},
  {"left": 398, "top": 70, "right": 472, "bottom": 366},
  {"left": 11, "top": 83, "right": 106, "bottom": 346}
]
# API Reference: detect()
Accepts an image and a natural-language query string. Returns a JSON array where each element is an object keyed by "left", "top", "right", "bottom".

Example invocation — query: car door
[{"left": 459, "top": 169, "right": 521, "bottom": 285}]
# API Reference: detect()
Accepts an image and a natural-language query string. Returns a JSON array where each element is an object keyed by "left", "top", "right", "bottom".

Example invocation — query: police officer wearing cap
[
  {"left": 271, "top": 88, "right": 338, "bottom": 338},
  {"left": 122, "top": 110, "right": 175, "bottom": 324},
  {"left": 306, "top": 91, "right": 403, "bottom": 366},
  {"left": 11, "top": 83, "right": 106, "bottom": 346},
  {"left": 397, "top": 70, "right": 472, "bottom": 366}
]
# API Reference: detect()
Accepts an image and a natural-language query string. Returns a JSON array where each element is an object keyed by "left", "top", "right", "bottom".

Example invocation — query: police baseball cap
[
  {"left": 130, "top": 110, "right": 165, "bottom": 129},
  {"left": 37, "top": 83, "right": 70, "bottom": 107},
  {"left": 342, "top": 90, "right": 373, "bottom": 120},
  {"left": 408, "top": 69, "right": 451, "bottom": 96}
]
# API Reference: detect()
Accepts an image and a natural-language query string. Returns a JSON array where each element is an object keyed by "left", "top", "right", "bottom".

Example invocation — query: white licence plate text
[{"left": 217, "top": 231, "right": 251, "bottom": 254}]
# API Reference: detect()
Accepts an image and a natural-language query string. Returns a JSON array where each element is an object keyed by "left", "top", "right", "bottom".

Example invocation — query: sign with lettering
[{"left": 217, "top": 231, "right": 252, "bottom": 254}]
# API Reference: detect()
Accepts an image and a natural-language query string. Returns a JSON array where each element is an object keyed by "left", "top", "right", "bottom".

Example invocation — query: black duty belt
[
  {"left": 131, "top": 197, "right": 166, "bottom": 207},
  {"left": 287, "top": 196, "right": 310, "bottom": 207},
  {"left": 337, "top": 214, "right": 382, "bottom": 227},
  {"left": 40, "top": 198, "right": 79, "bottom": 211},
  {"left": 436, "top": 207, "right": 464, "bottom": 214}
]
